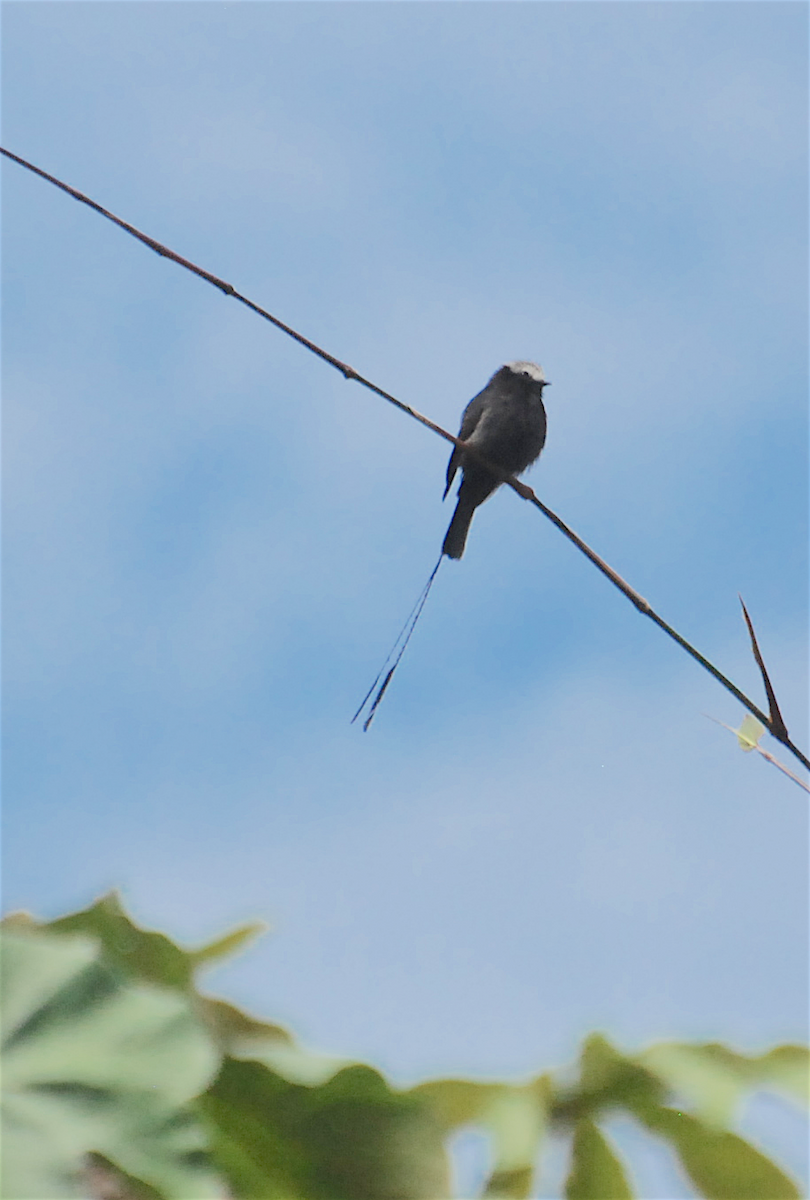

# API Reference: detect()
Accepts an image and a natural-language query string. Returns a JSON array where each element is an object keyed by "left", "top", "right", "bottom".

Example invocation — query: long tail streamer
[{"left": 352, "top": 556, "right": 443, "bottom": 731}]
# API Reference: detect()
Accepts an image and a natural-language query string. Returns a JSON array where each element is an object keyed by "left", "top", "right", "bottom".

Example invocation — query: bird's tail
[{"left": 442, "top": 495, "right": 476, "bottom": 559}]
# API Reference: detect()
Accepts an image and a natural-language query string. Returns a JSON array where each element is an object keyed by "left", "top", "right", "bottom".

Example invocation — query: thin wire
[{"left": 3, "top": 145, "right": 807, "bottom": 772}]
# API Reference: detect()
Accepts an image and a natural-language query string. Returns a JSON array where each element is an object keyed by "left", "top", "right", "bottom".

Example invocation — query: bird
[
  {"left": 354, "top": 360, "right": 549, "bottom": 729},
  {"left": 442, "top": 361, "right": 549, "bottom": 559}
]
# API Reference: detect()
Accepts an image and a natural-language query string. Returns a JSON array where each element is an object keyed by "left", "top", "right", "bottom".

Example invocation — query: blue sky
[{"left": 3, "top": 3, "right": 808, "bottom": 1195}]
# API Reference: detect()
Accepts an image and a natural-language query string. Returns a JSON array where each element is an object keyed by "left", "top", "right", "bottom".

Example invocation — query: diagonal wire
[{"left": 3, "top": 145, "right": 808, "bottom": 773}]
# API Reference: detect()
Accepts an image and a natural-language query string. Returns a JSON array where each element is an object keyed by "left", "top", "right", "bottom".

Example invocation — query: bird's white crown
[{"left": 505, "top": 361, "right": 546, "bottom": 383}]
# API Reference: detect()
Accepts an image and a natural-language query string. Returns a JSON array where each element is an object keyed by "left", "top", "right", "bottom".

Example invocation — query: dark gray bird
[{"left": 442, "top": 361, "right": 549, "bottom": 559}]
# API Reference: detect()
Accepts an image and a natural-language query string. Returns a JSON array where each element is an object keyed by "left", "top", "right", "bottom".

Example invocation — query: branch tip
[{"left": 738, "top": 596, "right": 789, "bottom": 741}]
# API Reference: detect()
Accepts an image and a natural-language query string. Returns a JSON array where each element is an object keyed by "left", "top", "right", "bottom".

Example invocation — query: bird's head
[{"left": 504, "top": 361, "right": 550, "bottom": 388}]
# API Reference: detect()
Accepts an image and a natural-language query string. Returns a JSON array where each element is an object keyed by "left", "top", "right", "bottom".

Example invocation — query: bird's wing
[{"left": 443, "top": 392, "right": 488, "bottom": 499}]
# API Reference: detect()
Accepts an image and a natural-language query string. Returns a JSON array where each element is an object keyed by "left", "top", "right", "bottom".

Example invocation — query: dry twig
[{"left": 3, "top": 146, "right": 807, "bottom": 771}]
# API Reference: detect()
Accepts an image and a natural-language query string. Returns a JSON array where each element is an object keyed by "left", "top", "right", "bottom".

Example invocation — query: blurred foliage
[
  {"left": 1, "top": 924, "right": 220, "bottom": 1199},
  {"left": 2, "top": 894, "right": 807, "bottom": 1199}
]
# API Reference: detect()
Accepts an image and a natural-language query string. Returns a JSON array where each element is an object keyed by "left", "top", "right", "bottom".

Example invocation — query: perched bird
[
  {"left": 354, "top": 360, "right": 549, "bottom": 729},
  {"left": 442, "top": 361, "right": 549, "bottom": 559}
]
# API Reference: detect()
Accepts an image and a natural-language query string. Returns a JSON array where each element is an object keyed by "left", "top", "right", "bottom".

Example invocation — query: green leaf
[
  {"left": 2, "top": 930, "right": 222, "bottom": 1199},
  {"left": 41, "top": 892, "right": 268, "bottom": 996},
  {"left": 197, "top": 1060, "right": 309, "bottom": 1199},
  {"left": 249, "top": 1037, "right": 353, "bottom": 1086},
  {"left": 83, "top": 1151, "right": 166, "bottom": 1200},
  {"left": 195, "top": 998, "right": 349, "bottom": 1088},
  {"left": 579, "top": 1035, "right": 626, "bottom": 1090},
  {"left": 753, "top": 1044, "right": 810, "bottom": 1106},
  {"left": 640, "top": 1043, "right": 744, "bottom": 1126},
  {"left": 188, "top": 922, "right": 268, "bottom": 968},
  {"left": 736, "top": 715, "right": 766, "bottom": 751},
  {"left": 641, "top": 1105, "right": 801, "bottom": 1199},
  {"left": 565, "top": 1119, "right": 634, "bottom": 1199},
  {"left": 412, "top": 1077, "right": 549, "bottom": 1198},
  {"left": 483, "top": 1165, "right": 535, "bottom": 1199},
  {"left": 409, "top": 1078, "right": 506, "bottom": 1130},
  {"left": 196, "top": 995, "right": 294, "bottom": 1055},
  {"left": 579, "top": 1036, "right": 660, "bottom": 1107},
  {"left": 302, "top": 1065, "right": 450, "bottom": 1199},
  {"left": 552, "top": 1035, "right": 663, "bottom": 1125},
  {"left": 639, "top": 1042, "right": 810, "bottom": 1125},
  {"left": 201, "top": 1057, "right": 450, "bottom": 1200},
  {"left": 480, "top": 1084, "right": 548, "bottom": 1198},
  {"left": 33, "top": 893, "right": 340, "bottom": 1087},
  {"left": 44, "top": 892, "right": 196, "bottom": 991}
]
